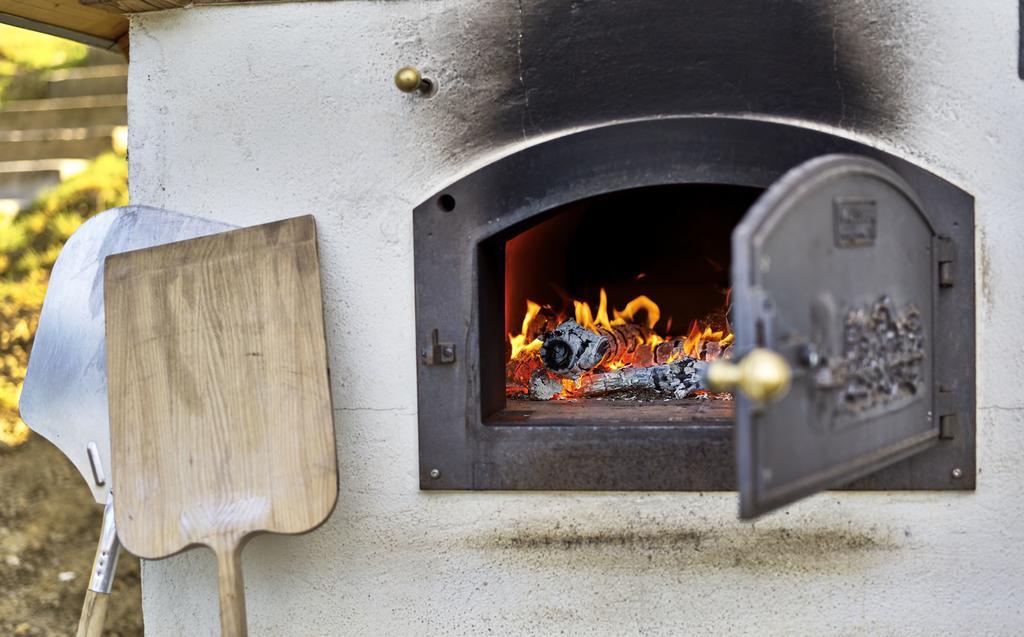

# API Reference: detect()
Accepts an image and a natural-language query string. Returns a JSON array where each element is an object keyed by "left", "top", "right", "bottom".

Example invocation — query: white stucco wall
[{"left": 128, "top": 1, "right": 1024, "bottom": 634}]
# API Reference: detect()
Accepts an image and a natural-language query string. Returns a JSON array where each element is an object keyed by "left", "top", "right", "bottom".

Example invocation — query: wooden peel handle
[
  {"left": 77, "top": 590, "right": 109, "bottom": 637},
  {"left": 214, "top": 539, "right": 248, "bottom": 637}
]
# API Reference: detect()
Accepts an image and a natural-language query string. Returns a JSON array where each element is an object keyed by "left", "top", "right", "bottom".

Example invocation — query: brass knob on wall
[
  {"left": 394, "top": 66, "right": 435, "bottom": 96},
  {"left": 706, "top": 348, "right": 792, "bottom": 404}
]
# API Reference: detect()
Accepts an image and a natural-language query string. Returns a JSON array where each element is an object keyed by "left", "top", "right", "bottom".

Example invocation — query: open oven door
[{"left": 716, "top": 154, "right": 945, "bottom": 519}]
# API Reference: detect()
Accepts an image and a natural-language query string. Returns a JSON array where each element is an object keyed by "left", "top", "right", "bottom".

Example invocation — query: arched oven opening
[{"left": 496, "top": 184, "right": 762, "bottom": 423}]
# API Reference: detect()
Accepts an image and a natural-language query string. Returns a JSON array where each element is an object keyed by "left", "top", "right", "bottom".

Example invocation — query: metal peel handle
[{"left": 77, "top": 499, "right": 121, "bottom": 637}]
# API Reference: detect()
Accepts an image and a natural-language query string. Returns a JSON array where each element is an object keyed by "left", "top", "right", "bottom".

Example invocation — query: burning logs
[
  {"left": 579, "top": 358, "right": 708, "bottom": 398},
  {"left": 504, "top": 290, "right": 733, "bottom": 401},
  {"left": 538, "top": 319, "right": 673, "bottom": 379},
  {"left": 528, "top": 358, "right": 708, "bottom": 400},
  {"left": 595, "top": 322, "right": 650, "bottom": 364},
  {"left": 528, "top": 370, "right": 564, "bottom": 401},
  {"left": 539, "top": 319, "right": 610, "bottom": 378},
  {"left": 651, "top": 332, "right": 733, "bottom": 364}
]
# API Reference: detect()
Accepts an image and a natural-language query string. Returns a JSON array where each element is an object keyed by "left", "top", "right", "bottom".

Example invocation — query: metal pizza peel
[{"left": 19, "top": 205, "right": 234, "bottom": 636}]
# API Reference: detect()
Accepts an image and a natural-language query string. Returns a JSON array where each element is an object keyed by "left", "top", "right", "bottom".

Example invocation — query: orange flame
[
  {"left": 572, "top": 288, "right": 662, "bottom": 333},
  {"left": 612, "top": 295, "right": 659, "bottom": 329},
  {"left": 679, "top": 319, "right": 733, "bottom": 360},
  {"left": 507, "top": 288, "right": 733, "bottom": 398},
  {"left": 508, "top": 300, "right": 544, "bottom": 360}
]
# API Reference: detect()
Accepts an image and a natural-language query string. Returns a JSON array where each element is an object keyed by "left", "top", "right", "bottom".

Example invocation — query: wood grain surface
[
  {"left": 105, "top": 215, "right": 336, "bottom": 636},
  {"left": 76, "top": 590, "right": 109, "bottom": 637},
  {"left": 81, "top": 0, "right": 270, "bottom": 14},
  {"left": 0, "top": 0, "right": 128, "bottom": 48}
]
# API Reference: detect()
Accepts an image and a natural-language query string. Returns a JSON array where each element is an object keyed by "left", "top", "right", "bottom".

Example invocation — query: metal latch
[
  {"left": 935, "top": 237, "right": 955, "bottom": 288},
  {"left": 423, "top": 329, "right": 455, "bottom": 365},
  {"left": 936, "top": 387, "right": 958, "bottom": 440}
]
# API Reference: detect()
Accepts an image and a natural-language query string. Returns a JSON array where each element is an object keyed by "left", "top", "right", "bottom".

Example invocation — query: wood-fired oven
[{"left": 414, "top": 118, "right": 974, "bottom": 518}]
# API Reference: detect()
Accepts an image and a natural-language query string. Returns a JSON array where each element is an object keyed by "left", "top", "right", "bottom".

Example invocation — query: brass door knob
[
  {"left": 706, "top": 348, "right": 792, "bottom": 404},
  {"left": 395, "top": 66, "right": 434, "bottom": 95}
]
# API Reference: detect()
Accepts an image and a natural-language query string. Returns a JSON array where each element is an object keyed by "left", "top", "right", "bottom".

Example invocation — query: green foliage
[
  {"left": 0, "top": 24, "right": 89, "bottom": 105},
  {"left": 0, "top": 153, "right": 127, "bottom": 281},
  {"left": 0, "top": 25, "right": 89, "bottom": 71},
  {"left": 0, "top": 270, "right": 44, "bottom": 445},
  {"left": 0, "top": 153, "right": 128, "bottom": 445}
]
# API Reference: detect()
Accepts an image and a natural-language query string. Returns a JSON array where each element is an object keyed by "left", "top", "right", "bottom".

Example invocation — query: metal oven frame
[{"left": 413, "top": 117, "right": 975, "bottom": 493}]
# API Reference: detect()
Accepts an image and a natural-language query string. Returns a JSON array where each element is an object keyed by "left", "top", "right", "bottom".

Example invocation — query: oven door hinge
[
  {"left": 935, "top": 236, "right": 955, "bottom": 288},
  {"left": 423, "top": 328, "right": 456, "bottom": 365},
  {"left": 936, "top": 386, "right": 958, "bottom": 440}
]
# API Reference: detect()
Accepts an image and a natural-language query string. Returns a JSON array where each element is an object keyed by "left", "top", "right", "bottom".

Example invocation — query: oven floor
[{"left": 492, "top": 397, "right": 734, "bottom": 424}]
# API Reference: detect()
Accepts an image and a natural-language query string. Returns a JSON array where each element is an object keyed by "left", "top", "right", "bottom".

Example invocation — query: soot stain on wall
[
  {"left": 476, "top": 519, "right": 901, "bottom": 572},
  {"left": 452, "top": 0, "right": 908, "bottom": 152}
]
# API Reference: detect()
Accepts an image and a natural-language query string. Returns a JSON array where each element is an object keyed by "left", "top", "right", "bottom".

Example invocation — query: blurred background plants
[
  {"left": 0, "top": 152, "right": 127, "bottom": 446},
  {"left": 0, "top": 24, "right": 127, "bottom": 446},
  {"left": 0, "top": 24, "right": 89, "bottom": 106}
]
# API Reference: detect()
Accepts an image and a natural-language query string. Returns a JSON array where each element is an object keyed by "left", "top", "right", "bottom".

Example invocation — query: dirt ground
[{"left": 0, "top": 435, "right": 142, "bottom": 636}]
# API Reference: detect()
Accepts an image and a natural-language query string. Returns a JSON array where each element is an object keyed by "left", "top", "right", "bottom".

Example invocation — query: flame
[
  {"left": 574, "top": 288, "right": 614, "bottom": 331},
  {"left": 675, "top": 320, "right": 735, "bottom": 360},
  {"left": 507, "top": 288, "right": 733, "bottom": 399},
  {"left": 612, "top": 295, "right": 659, "bottom": 329},
  {"left": 573, "top": 299, "right": 595, "bottom": 331},
  {"left": 572, "top": 288, "right": 662, "bottom": 333},
  {"left": 508, "top": 300, "right": 544, "bottom": 360}
]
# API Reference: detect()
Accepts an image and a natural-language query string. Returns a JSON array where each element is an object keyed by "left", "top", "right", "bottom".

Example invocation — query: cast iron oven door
[{"left": 730, "top": 154, "right": 944, "bottom": 518}]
